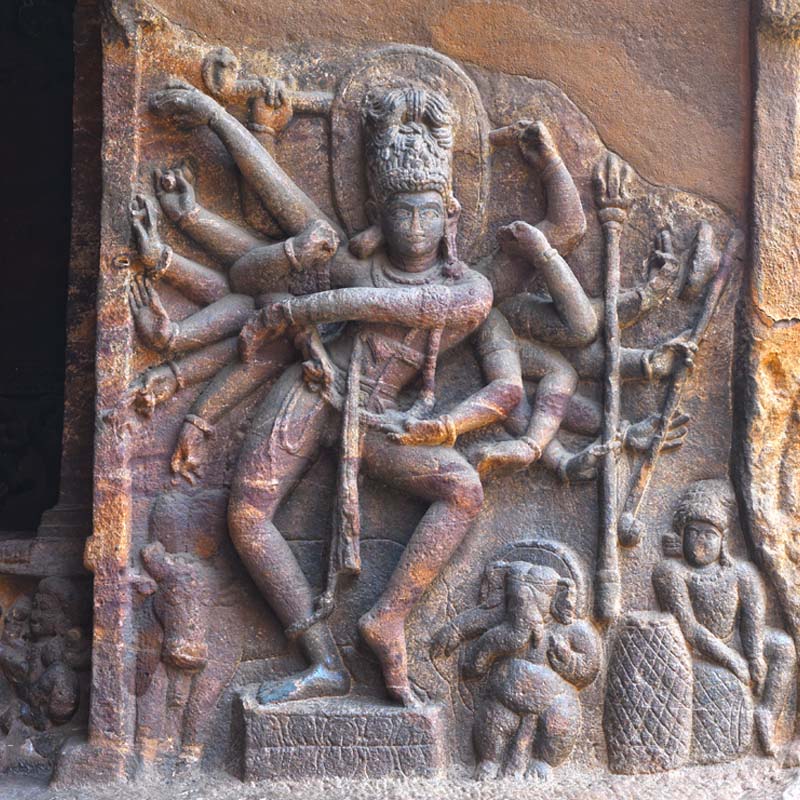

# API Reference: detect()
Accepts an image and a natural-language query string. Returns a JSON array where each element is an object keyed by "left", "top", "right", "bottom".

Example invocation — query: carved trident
[{"left": 593, "top": 153, "right": 633, "bottom": 624}]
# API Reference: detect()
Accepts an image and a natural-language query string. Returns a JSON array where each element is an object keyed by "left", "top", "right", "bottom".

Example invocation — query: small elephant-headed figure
[{"left": 432, "top": 542, "right": 601, "bottom": 781}]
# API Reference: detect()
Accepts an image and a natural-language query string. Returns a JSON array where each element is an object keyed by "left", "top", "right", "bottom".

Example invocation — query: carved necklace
[{"left": 373, "top": 259, "right": 446, "bottom": 287}]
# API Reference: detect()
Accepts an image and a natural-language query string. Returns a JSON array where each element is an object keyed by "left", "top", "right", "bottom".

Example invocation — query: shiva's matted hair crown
[{"left": 362, "top": 86, "right": 456, "bottom": 205}]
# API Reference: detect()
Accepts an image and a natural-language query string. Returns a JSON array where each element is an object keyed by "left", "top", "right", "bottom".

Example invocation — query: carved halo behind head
[
  {"left": 330, "top": 45, "right": 490, "bottom": 260},
  {"left": 495, "top": 538, "right": 590, "bottom": 620}
]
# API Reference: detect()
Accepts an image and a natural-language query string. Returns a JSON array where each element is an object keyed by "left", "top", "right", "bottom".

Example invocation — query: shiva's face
[
  {"left": 683, "top": 520, "right": 724, "bottom": 567},
  {"left": 380, "top": 191, "right": 445, "bottom": 264}
]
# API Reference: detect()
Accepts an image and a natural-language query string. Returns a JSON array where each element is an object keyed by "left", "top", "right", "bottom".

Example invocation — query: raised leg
[
  {"left": 473, "top": 336, "right": 578, "bottom": 477},
  {"left": 359, "top": 435, "right": 484, "bottom": 705}
]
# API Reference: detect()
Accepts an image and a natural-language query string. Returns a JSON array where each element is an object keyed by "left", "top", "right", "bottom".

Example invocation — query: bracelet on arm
[
  {"left": 540, "top": 155, "right": 564, "bottom": 182},
  {"left": 154, "top": 244, "right": 173, "bottom": 275},
  {"left": 441, "top": 415, "right": 458, "bottom": 447},
  {"left": 185, "top": 414, "right": 215, "bottom": 438},
  {"left": 641, "top": 350, "right": 654, "bottom": 381},
  {"left": 174, "top": 207, "right": 200, "bottom": 230},
  {"left": 165, "top": 360, "right": 186, "bottom": 390},
  {"left": 284, "top": 237, "right": 302, "bottom": 271},
  {"left": 520, "top": 436, "right": 543, "bottom": 462}
]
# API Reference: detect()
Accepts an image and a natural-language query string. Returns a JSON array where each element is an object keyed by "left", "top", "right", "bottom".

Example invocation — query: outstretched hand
[
  {"left": 170, "top": 421, "right": 207, "bottom": 485},
  {"left": 154, "top": 164, "right": 197, "bottom": 224},
  {"left": 130, "top": 195, "right": 166, "bottom": 274},
  {"left": 563, "top": 438, "right": 621, "bottom": 482},
  {"left": 149, "top": 79, "right": 221, "bottom": 129},
  {"left": 238, "top": 303, "right": 290, "bottom": 361},
  {"left": 646, "top": 228, "right": 681, "bottom": 300},
  {"left": 128, "top": 275, "right": 176, "bottom": 352},
  {"left": 517, "top": 120, "right": 560, "bottom": 172},
  {"left": 623, "top": 411, "right": 690, "bottom": 453}
]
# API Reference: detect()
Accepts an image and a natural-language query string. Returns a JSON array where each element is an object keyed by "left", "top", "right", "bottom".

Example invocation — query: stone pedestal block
[{"left": 235, "top": 692, "right": 449, "bottom": 781}]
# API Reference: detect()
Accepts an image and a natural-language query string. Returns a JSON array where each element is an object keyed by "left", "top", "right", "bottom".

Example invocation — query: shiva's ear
[
  {"left": 446, "top": 196, "right": 461, "bottom": 224},
  {"left": 365, "top": 198, "right": 380, "bottom": 226},
  {"left": 349, "top": 225, "right": 384, "bottom": 259},
  {"left": 441, "top": 196, "right": 463, "bottom": 277}
]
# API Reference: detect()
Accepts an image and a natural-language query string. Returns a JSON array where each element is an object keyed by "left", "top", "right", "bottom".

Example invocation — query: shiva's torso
[{"left": 326, "top": 253, "right": 490, "bottom": 414}]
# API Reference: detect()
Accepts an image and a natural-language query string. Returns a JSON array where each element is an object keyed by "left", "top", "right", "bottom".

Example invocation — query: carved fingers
[
  {"left": 517, "top": 120, "right": 560, "bottom": 171},
  {"left": 149, "top": 79, "right": 220, "bottom": 129},
  {"left": 646, "top": 228, "right": 680, "bottom": 295},
  {"left": 302, "top": 357, "right": 335, "bottom": 393},
  {"left": 250, "top": 78, "right": 293, "bottom": 134},
  {"left": 622, "top": 411, "right": 691, "bottom": 453},
  {"left": 128, "top": 275, "right": 177, "bottom": 352},
  {"left": 170, "top": 422, "right": 206, "bottom": 485},
  {"left": 563, "top": 438, "right": 621, "bottom": 482},
  {"left": 594, "top": 153, "right": 634, "bottom": 221},
  {"left": 497, "top": 220, "right": 550, "bottom": 260},
  {"left": 130, "top": 194, "right": 166, "bottom": 271},
  {"left": 387, "top": 416, "right": 450, "bottom": 447},
  {"left": 154, "top": 164, "right": 197, "bottom": 224},
  {"left": 238, "top": 303, "right": 289, "bottom": 361},
  {"left": 647, "top": 329, "right": 698, "bottom": 379}
]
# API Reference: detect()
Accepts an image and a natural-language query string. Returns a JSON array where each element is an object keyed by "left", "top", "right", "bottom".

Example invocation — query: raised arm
[
  {"left": 497, "top": 222, "right": 598, "bottom": 348},
  {"left": 131, "top": 195, "right": 230, "bottom": 305},
  {"left": 155, "top": 166, "right": 268, "bottom": 264},
  {"left": 517, "top": 121, "right": 586, "bottom": 255},
  {"left": 618, "top": 229, "right": 681, "bottom": 328},
  {"left": 150, "top": 80, "right": 341, "bottom": 238}
]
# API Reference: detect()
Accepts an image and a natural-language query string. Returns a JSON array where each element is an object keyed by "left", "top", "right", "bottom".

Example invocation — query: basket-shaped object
[
  {"left": 604, "top": 613, "right": 693, "bottom": 773},
  {"left": 691, "top": 661, "right": 753, "bottom": 764}
]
